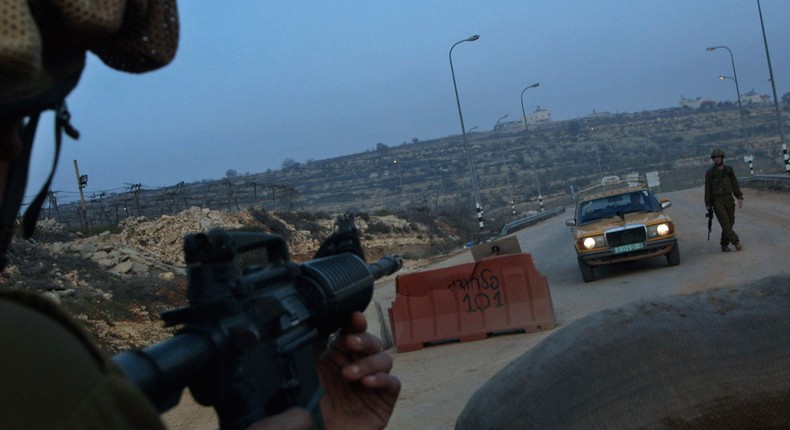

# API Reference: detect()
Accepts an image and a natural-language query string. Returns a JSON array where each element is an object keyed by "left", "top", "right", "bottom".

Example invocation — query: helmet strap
[
  {"left": 22, "top": 102, "right": 79, "bottom": 238},
  {"left": 0, "top": 102, "right": 79, "bottom": 271},
  {"left": 0, "top": 114, "right": 40, "bottom": 270}
]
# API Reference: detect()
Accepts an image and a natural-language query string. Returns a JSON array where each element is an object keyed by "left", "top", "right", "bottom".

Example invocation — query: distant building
[
  {"left": 679, "top": 96, "right": 717, "bottom": 109},
  {"left": 493, "top": 121, "right": 515, "bottom": 132},
  {"left": 586, "top": 109, "right": 613, "bottom": 118},
  {"left": 495, "top": 106, "right": 552, "bottom": 132},
  {"left": 741, "top": 90, "right": 770, "bottom": 105},
  {"left": 527, "top": 106, "right": 551, "bottom": 126}
]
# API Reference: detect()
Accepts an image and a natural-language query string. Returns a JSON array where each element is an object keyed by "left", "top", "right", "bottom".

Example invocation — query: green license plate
[{"left": 612, "top": 242, "right": 645, "bottom": 254}]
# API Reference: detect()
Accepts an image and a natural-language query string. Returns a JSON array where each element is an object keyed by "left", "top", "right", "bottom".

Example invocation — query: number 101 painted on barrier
[{"left": 447, "top": 268, "right": 505, "bottom": 312}]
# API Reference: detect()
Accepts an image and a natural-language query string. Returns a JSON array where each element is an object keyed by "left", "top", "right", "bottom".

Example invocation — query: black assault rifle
[
  {"left": 706, "top": 208, "right": 714, "bottom": 241},
  {"left": 113, "top": 214, "right": 402, "bottom": 430}
]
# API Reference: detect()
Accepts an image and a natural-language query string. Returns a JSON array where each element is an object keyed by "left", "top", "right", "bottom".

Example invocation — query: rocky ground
[{"left": 1, "top": 208, "right": 459, "bottom": 353}]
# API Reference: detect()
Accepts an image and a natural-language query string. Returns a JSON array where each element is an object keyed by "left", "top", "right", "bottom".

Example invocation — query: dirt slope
[{"left": 1, "top": 209, "right": 453, "bottom": 353}]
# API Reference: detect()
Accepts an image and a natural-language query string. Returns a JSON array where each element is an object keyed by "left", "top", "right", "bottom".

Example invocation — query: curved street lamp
[
  {"left": 707, "top": 46, "right": 746, "bottom": 141},
  {"left": 520, "top": 82, "right": 540, "bottom": 132},
  {"left": 520, "top": 82, "right": 543, "bottom": 211},
  {"left": 449, "top": 34, "right": 483, "bottom": 232}
]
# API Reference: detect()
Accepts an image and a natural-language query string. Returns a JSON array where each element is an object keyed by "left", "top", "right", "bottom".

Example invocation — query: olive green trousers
[{"left": 712, "top": 196, "right": 739, "bottom": 246}]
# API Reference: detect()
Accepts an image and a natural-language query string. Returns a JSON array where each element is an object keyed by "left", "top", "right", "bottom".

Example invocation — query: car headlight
[
  {"left": 647, "top": 222, "right": 673, "bottom": 238},
  {"left": 579, "top": 235, "right": 605, "bottom": 250}
]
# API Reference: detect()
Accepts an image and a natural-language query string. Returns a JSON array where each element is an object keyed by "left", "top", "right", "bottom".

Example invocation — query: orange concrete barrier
[{"left": 388, "top": 253, "right": 556, "bottom": 352}]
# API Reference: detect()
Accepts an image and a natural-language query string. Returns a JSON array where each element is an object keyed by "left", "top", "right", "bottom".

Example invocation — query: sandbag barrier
[{"left": 388, "top": 253, "right": 556, "bottom": 353}]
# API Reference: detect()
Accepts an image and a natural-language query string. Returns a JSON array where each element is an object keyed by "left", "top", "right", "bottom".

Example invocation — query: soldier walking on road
[{"left": 704, "top": 148, "right": 744, "bottom": 252}]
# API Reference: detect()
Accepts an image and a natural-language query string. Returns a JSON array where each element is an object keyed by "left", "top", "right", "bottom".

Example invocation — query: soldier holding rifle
[
  {"left": 0, "top": 1, "right": 399, "bottom": 429},
  {"left": 704, "top": 149, "right": 744, "bottom": 252}
]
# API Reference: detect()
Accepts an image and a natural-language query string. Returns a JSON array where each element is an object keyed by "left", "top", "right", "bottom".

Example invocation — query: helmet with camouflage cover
[
  {"left": 1, "top": 0, "right": 179, "bottom": 118},
  {"left": 711, "top": 148, "right": 725, "bottom": 159},
  {"left": 0, "top": 0, "right": 179, "bottom": 271}
]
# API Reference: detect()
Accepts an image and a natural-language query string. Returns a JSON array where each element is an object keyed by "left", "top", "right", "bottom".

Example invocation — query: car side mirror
[
  {"left": 565, "top": 219, "right": 577, "bottom": 227},
  {"left": 661, "top": 200, "right": 671, "bottom": 209}
]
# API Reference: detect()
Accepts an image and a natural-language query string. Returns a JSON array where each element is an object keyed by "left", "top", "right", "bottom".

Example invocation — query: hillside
[
  {"left": 2, "top": 209, "right": 457, "bottom": 353},
  {"left": 49, "top": 103, "right": 790, "bottom": 239}
]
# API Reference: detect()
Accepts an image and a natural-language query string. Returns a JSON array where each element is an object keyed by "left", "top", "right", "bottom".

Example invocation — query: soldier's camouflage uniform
[{"left": 704, "top": 164, "right": 743, "bottom": 247}]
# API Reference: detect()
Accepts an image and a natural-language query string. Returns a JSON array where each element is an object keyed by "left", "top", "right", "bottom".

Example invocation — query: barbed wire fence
[{"left": 26, "top": 180, "right": 304, "bottom": 229}]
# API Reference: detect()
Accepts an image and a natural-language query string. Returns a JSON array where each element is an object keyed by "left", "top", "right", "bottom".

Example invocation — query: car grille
[{"left": 606, "top": 226, "right": 647, "bottom": 247}]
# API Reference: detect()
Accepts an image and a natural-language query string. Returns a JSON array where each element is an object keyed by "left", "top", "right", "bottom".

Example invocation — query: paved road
[
  {"left": 379, "top": 185, "right": 790, "bottom": 430},
  {"left": 162, "top": 185, "right": 790, "bottom": 430}
]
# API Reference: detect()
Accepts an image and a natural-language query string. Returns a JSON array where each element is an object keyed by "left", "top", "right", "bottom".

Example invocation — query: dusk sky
[{"left": 24, "top": 1, "right": 790, "bottom": 204}]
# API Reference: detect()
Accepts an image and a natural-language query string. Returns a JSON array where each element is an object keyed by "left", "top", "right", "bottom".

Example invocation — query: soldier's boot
[
  {"left": 721, "top": 244, "right": 731, "bottom": 253},
  {"left": 734, "top": 242, "right": 742, "bottom": 251}
]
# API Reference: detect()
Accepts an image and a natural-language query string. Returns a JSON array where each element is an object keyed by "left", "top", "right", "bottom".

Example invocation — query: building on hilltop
[
  {"left": 586, "top": 109, "right": 613, "bottom": 118},
  {"left": 742, "top": 90, "right": 770, "bottom": 105},
  {"left": 679, "top": 96, "right": 717, "bottom": 109},
  {"left": 495, "top": 106, "right": 552, "bottom": 132},
  {"left": 527, "top": 106, "right": 551, "bottom": 126}
]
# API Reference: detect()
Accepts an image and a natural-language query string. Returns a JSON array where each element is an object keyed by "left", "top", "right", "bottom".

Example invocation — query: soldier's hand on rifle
[
  {"left": 737, "top": 198, "right": 743, "bottom": 209},
  {"left": 247, "top": 311, "right": 400, "bottom": 430},
  {"left": 317, "top": 311, "right": 401, "bottom": 430}
]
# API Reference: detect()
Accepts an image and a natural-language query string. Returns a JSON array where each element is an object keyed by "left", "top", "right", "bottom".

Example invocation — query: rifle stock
[
  {"left": 113, "top": 215, "right": 402, "bottom": 429},
  {"left": 706, "top": 208, "right": 713, "bottom": 241}
]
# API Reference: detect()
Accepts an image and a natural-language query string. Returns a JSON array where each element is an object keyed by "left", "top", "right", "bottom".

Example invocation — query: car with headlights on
[{"left": 565, "top": 176, "right": 679, "bottom": 282}]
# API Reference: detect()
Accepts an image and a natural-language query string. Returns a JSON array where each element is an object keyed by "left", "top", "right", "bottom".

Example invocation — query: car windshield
[{"left": 578, "top": 190, "right": 661, "bottom": 225}]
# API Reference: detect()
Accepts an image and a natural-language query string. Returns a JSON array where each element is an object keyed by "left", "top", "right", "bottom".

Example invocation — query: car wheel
[
  {"left": 578, "top": 256, "right": 595, "bottom": 282},
  {"left": 666, "top": 243, "right": 680, "bottom": 266}
]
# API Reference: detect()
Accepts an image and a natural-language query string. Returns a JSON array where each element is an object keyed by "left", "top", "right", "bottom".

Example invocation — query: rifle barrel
[
  {"left": 113, "top": 332, "right": 217, "bottom": 412},
  {"left": 368, "top": 254, "right": 403, "bottom": 280}
]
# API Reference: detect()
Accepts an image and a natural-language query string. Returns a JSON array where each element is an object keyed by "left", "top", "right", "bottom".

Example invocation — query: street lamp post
[
  {"left": 756, "top": 0, "right": 790, "bottom": 175},
  {"left": 707, "top": 46, "right": 747, "bottom": 142},
  {"left": 520, "top": 82, "right": 543, "bottom": 211},
  {"left": 520, "top": 83, "right": 540, "bottom": 132},
  {"left": 393, "top": 159, "right": 404, "bottom": 197},
  {"left": 532, "top": 170, "right": 543, "bottom": 212},
  {"left": 499, "top": 142, "right": 516, "bottom": 216},
  {"left": 450, "top": 34, "right": 484, "bottom": 232},
  {"left": 593, "top": 144, "right": 603, "bottom": 179}
]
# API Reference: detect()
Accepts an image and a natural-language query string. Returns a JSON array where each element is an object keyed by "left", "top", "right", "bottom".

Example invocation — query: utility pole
[
  {"left": 47, "top": 191, "right": 61, "bottom": 223},
  {"left": 73, "top": 160, "right": 90, "bottom": 233}
]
